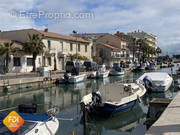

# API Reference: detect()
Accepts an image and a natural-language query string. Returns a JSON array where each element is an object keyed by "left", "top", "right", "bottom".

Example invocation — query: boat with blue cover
[
  {"left": 110, "top": 62, "right": 124, "bottom": 76},
  {"left": 80, "top": 82, "right": 146, "bottom": 116},
  {"left": 0, "top": 105, "right": 59, "bottom": 135}
]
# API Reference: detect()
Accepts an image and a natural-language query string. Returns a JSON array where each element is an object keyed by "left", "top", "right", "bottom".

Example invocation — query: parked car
[
  {"left": 66, "top": 61, "right": 85, "bottom": 73},
  {"left": 83, "top": 61, "right": 97, "bottom": 71}
]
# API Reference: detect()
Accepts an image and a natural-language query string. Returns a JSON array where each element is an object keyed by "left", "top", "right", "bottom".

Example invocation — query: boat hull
[
  {"left": 26, "top": 117, "right": 59, "bottom": 135},
  {"left": 89, "top": 99, "right": 138, "bottom": 116},
  {"left": 109, "top": 71, "right": 124, "bottom": 76},
  {"left": 97, "top": 71, "right": 109, "bottom": 79},
  {"left": 60, "top": 74, "right": 86, "bottom": 84}
]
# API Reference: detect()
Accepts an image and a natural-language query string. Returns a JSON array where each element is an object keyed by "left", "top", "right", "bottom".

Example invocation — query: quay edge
[{"left": 146, "top": 92, "right": 180, "bottom": 135}]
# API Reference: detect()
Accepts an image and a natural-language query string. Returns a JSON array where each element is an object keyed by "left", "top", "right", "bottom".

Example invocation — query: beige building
[
  {"left": 128, "top": 30, "right": 157, "bottom": 59},
  {"left": 0, "top": 29, "right": 91, "bottom": 73},
  {"left": 94, "top": 34, "right": 133, "bottom": 66}
]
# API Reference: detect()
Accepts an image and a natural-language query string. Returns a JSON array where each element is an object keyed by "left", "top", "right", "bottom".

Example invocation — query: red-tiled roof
[
  {"left": 99, "top": 43, "right": 120, "bottom": 50},
  {"left": 0, "top": 39, "right": 23, "bottom": 49},
  {"left": 33, "top": 29, "right": 89, "bottom": 43}
]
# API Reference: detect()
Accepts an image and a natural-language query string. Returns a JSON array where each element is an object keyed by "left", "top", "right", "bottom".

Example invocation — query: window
[
  {"left": 27, "top": 58, "right": 33, "bottom": 66},
  {"left": 61, "top": 41, "right": 63, "bottom": 51},
  {"left": 13, "top": 57, "right": 21, "bottom": 66},
  {"left": 78, "top": 44, "right": 80, "bottom": 52},
  {"left": 85, "top": 45, "right": 87, "bottom": 52},
  {"left": 48, "top": 40, "right": 51, "bottom": 50},
  {"left": 47, "top": 57, "right": 51, "bottom": 66},
  {"left": 70, "top": 43, "right": 73, "bottom": 51}
]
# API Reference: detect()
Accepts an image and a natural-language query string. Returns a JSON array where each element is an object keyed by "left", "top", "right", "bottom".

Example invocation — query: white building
[{"left": 0, "top": 29, "right": 91, "bottom": 73}]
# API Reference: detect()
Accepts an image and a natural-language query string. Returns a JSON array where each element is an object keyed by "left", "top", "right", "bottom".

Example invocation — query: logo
[{"left": 3, "top": 111, "right": 24, "bottom": 133}]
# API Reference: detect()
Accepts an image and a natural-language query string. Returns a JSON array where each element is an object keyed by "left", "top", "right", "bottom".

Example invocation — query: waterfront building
[
  {"left": 71, "top": 33, "right": 109, "bottom": 59},
  {"left": 127, "top": 30, "right": 158, "bottom": 59},
  {"left": 0, "top": 29, "right": 91, "bottom": 73},
  {"left": 94, "top": 34, "right": 133, "bottom": 66}
]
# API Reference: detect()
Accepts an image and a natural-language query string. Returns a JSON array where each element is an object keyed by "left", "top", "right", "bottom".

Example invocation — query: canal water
[{"left": 0, "top": 67, "right": 179, "bottom": 135}]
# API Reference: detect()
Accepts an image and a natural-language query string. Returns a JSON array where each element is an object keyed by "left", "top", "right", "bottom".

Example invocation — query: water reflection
[{"left": 0, "top": 67, "right": 179, "bottom": 135}]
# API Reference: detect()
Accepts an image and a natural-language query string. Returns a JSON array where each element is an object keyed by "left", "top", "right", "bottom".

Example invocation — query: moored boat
[
  {"left": 89, "top": 71, "right": 98, "bottom": 79},
  {"left": 110, "top": 63, "right": 124, "bottom": 76},
  {"left": 97, "top": 65, "right": 109, "bottom": 79},
  {"left": 0, "top": 105, "right": 59, "bottom": 135},
  {"left": 137, "top": 72, "right": 173, "bottom": 92},
  {"left": 80, "top": 82, "right": 146, "bottom": 116},
  {"left": 56, "top": 73, "right": 86, "bottom": 84},
  {"left": 132, "top": 62, "right": 145, "bottom": 72}
]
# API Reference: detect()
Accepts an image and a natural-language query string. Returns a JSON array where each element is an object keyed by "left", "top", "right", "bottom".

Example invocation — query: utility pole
[{"left": 72, "top": 30, "right": 78, "bottom": 60}]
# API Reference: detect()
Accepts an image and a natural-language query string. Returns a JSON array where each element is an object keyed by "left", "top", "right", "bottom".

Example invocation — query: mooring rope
[{"left": 57, "top": 114, "right": 80, "bottom": 121}]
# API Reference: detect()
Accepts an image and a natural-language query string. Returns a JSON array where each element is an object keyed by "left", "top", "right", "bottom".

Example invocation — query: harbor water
[{"left": 0, "top": 67, "right": 179, "bottom": 135}]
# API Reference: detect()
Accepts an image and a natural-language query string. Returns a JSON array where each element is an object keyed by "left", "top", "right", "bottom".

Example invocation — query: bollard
[{"left": 71, "top": 131, "right": 74, "bottom": 135}]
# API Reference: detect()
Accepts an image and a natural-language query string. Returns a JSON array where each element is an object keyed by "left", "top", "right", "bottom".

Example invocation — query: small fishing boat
[
  {"left": 0, "top": 105, "right": 59, "bottom": 135},
  {"left": 146, "top": 61, "right": 156, "bottom": 70},
  {"left": 97, "top": 65, "right": 109, "bottom": 79},
  {"left": 132, "top": 62, "right": 145, "bottom": 72},
  {"left": 137, "top": 72, "right": 173, "bottom": 92},
  {"left": 56, "top": 73, "right": 86, "bottom": 84},
  {"left": 109, "top": 63, "right": 124, "bottom": 76},
  {"left": 80, "top": 82, "right": 146, "bottom": 116},
  {"left": 89, "top": 71, "right": 98, "bottom": 79}
]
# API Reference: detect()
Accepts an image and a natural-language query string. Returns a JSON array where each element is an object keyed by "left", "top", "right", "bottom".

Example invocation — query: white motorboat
[
  {"left": 57, "top": 73, "right": 86, "bottom": 84},
  {"left": 68, "top": 74, "right": 86, "bottom": 83},
  {"left": 110, "top": 63, "right": 124, "bottom": 76},
  {"left": 0, "top": 107, "right": 59, "bottom": 135},
  {"left": 80, "top": 82, "right": 146, "bottom": 116},
  {"left": 146, "top": 62, "right": 156, "bottom": 70},
  {"left": 137, "top": 72, "right": 173, "bottom": 92},
  {"left": 89, "top": 71, "right": 98, "bottom": 78},
  {"left": 97, "top": 65, "right": 109, "bottom": 79}
]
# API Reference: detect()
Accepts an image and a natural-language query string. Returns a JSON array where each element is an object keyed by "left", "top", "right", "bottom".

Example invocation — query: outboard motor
[
  {"left": 64, "top": 73, "right": 69, "bottom": 83},
  {"left": 143, "top": 76, "right": 153, "bottom": 92},
  {"left": 92, "top": 91, "right": 102, "bottom": 105},
  {"left": 87, "top": 91, "right": 102, "bottom": 113}
]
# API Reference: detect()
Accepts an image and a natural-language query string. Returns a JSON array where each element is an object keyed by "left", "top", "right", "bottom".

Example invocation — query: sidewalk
[{"left": 0, "top": 70, "right": 65, "bottom": 80}]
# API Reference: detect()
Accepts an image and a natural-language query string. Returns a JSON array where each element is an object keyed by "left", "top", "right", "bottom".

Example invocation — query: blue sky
[{"left": 0, "top": 0, "right": 180, "bottom": 55}]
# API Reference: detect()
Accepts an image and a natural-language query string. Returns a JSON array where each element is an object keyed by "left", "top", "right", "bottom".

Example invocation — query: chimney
[{"left": 44, "top": 28, "right": 48, "bottom": 32}]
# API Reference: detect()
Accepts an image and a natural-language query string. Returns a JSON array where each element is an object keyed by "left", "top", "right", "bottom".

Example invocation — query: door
[{"left": 58, "top": 57, "right": 64, "bottom": 70}]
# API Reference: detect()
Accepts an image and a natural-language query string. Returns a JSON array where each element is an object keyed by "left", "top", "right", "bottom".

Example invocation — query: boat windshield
[{"left": 113, "top": 63, "right": 120, "bottom": 68}]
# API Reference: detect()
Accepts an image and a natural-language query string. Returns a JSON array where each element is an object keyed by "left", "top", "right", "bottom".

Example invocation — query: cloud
[{"left": 0, "top": 0, "right": 180, "bottom": 54}]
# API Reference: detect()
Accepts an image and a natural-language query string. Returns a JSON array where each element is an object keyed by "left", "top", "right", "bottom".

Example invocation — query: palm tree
[
  {"left": 23, "top": 34, "right": 45, "bottom": 72},
  {"left": 131, "top": 38, "right": 138, "bottom": 62},
  {"left": 0, "top": 42, "right": 17, "bottom": 73},
  {"left": 156, "top": 47, "right": 162, "bottom": 57}
]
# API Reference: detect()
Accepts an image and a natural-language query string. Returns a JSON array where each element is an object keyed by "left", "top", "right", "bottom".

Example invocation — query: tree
[
  {"left": 156, "top": 47, "right": 162, "bottom": 57},
  {"left": 131, "top": 38, "right": 138, "bottom": 62},
  {"left": 23, "top": 34, "right": 45, "bottom": 72},
  {"left": 0, "top": 42, "right": 18, "bottom": 73}
]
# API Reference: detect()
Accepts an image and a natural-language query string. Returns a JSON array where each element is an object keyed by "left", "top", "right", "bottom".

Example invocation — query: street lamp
[{"left": 72, "top": 30, "right": 78, "bottom": 59}]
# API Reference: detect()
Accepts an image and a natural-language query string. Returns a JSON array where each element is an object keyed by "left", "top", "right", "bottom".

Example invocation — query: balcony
[{"left": 58, "top": 49, "right": 68, "bottom": 56}]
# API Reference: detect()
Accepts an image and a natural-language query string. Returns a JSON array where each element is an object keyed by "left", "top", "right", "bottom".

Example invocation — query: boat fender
[{"left": 137, "top": 94, "right": 141, "bottom": 103}]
